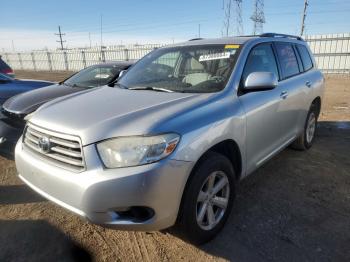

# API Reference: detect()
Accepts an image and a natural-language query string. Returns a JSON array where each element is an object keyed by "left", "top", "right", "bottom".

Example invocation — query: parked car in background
[
  {"left": 15, "top": 34, "right": 324, "bottom": 244},
  {"left": 0, "top": 61, "right": 135, "bottom": 156},
  {"left": 0, "top": 56, "right": 15, "bottom": 78},
  {"left": 0, "top": 73, "right": 53, "bottom": 106}
]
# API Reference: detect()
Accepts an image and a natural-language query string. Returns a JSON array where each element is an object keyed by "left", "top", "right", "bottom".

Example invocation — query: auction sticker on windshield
[
  {"left": 199, "top": 52, "right": 231, "bottom": 62},
  {"left": 225, "top": 44, "right": 240, "bottom": 55}
]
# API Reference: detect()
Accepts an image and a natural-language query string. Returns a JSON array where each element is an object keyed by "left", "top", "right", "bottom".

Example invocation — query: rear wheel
[
  {"left": 291, "top": 104, "right": 318, "bottom": 150},
  {"left": 178, "top": 152, "right": 236, "bottom": 244}
]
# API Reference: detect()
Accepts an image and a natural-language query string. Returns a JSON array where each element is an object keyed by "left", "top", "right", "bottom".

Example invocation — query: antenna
[
  {"left": 300, "top": 0, "right": 309, "bottom": 36},
  {"left": 55, "top": 26, "right": 66, "bottom": 50},
  {"left": 251, "top": 0, "right": 265, "bottom": 35}
]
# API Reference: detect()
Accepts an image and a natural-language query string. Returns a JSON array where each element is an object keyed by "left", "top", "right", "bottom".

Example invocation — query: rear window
[
  {"left": 296, "top": 45, "right": 313, "bottom": 71},
  {"left": 275, "top": 42, "right": 300, "bottom": 79}
]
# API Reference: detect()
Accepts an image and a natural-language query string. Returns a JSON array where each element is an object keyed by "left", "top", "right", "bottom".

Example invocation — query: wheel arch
[
  {"left": 311, "top": 96, "right": 321, "bottom": 117},
  {"left": 176, "top": 139, "right": 242, "bottom": 224}
]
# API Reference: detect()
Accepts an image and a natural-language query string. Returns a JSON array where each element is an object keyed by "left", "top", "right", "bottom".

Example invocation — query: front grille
[{"left": 23, "top": 123, "right": 85, "bottom": 172}]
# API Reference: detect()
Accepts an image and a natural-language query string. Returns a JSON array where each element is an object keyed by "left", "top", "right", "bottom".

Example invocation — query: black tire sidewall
[
  {"left": 303, "top": 105, "right": 318, "bottom": 149},
  {"left": 180, "top": 152, "right": 236, "bottom": 244}
]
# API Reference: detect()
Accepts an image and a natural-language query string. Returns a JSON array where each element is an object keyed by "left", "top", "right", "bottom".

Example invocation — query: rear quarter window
[
  {"left": 275, "top": 42, "right": 300, "bottom": 79},
  {"left": 296, "top": 45, "right": 313, "bottom": 71}
]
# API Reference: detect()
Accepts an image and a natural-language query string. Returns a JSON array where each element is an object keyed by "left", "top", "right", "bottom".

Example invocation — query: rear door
[{"left": 274, "top": 42, "right": 311, "bottom": 140}]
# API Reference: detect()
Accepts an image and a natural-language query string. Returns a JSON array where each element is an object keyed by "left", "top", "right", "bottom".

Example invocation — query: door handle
[
  {"left": 305, "top": 81, "right": 312, "bottom": 88},
  {"left": 280, "top": 90, "right": 288, "bottom": 99}
]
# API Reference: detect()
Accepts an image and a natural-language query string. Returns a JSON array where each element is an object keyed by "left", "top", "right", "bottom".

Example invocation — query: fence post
[
  {"left": 124, "top": 48, "right": 129, "bottom": 61},
  {"left": 47, "top": 52, "right": 52, "bottom": 71},
  {"left": 18, "top": 53, "right": 23, "bottom": 70},
  {"left": 100, "top": 50, "right": 106, "bottom": 62},
  {"left": 31, "top": 52, "right": 37, "bottom": 71},
  {"left": 63, "top": 51, "right": 69, "bottom": 71},
  {"left": 82, "top": 51, "right": 87, "bottom": 68}
]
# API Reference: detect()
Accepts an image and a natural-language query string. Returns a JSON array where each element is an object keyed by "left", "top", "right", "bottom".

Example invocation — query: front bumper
[
  {"left": 0, "top": 118, "right": 23, "bottom": 156},
  {"left": 15, "top": 139, "right": 194, "bottom": 231}
]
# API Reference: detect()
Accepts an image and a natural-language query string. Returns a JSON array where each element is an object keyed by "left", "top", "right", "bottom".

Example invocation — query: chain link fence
[{"left": 1, "top": 34, "right": 350, "bottom": 74}]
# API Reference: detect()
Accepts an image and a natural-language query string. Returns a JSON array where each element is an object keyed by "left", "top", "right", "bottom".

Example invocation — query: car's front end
[
  {"left": 0, "top": 107, "right": 26, "bottom": 156},
  {"left": 15, "top": 122, "right": 194, "bottom": 230}
]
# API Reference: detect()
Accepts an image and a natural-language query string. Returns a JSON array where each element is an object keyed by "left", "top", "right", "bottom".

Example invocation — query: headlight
[
  {"left": 96, "top": 133, "right": 180, "bottom": 168},
  {"left": 24, "top": 112, "right": 35, "bottom": 121}
]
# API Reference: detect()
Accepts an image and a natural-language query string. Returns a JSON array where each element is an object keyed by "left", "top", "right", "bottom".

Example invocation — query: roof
[
  {"left": 165, "top": 33, "right": 305, "bottom": 48},
  {"left": 169, "top": 36, "right": 258, "bottom": 47}
]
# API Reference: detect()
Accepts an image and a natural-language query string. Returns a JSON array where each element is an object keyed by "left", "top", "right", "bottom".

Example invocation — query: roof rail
[
  {"left": 188, "top": 38, "right": 204, "bottom": 41},
  {"left": 260, "top": 33, "right": 304, "bottom": 41}
]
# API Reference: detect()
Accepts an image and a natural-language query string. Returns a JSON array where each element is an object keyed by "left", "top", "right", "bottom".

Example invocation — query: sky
[{"left": 0, "top": 0, "right": 349, "bottom": 51}]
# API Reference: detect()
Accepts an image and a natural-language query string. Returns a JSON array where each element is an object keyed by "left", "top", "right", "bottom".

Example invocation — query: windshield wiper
[{"left": 128, "top": 86, "right": 174, "bottom": 93}]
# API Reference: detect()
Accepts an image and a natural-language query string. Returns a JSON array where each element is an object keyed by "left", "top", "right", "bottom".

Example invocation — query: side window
[
  {"left": 275, "top": 42, "right": 300, "bottom": 79},
  {"left": 296, "top": 45, "right": 313, "bottom": 71},
  {"left": 242, "top": 43, "right": 279, "bottom": 81}
]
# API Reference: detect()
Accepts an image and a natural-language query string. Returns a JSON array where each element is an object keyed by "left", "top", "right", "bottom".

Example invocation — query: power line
[
  {"left": 251, "top": 0, "right": 265, "bottom": 35},
  {"left": 55, "top": 25, "right": 66, "bottom": 50},
  {"left": 300, "top": 0, "right": 309, "bottom": 36}
]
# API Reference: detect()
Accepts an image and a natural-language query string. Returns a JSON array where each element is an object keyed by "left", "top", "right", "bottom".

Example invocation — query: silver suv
[{"left": 15, "top": 33, "right": 324, "bottom": 244}]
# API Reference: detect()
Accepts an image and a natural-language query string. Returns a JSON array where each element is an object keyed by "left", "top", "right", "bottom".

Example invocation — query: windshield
[
  {"left": 118, "top": 44, "right": 239, "bottom": 93},
  {"left": 64, "top": 65, "right": 124, "bottom": 88}
]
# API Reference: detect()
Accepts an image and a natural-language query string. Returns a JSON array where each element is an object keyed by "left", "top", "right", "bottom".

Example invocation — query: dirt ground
[{"left": 0, "top": 71, "right": 349, "bottom": 262}]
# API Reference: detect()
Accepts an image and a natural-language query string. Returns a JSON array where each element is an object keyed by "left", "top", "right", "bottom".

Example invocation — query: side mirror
[
  {"left": 244, "top": 72, "right": 278, "bottom": 91},
  {"left": 118, "top": 70, "right": 127, "bottom": 78}
]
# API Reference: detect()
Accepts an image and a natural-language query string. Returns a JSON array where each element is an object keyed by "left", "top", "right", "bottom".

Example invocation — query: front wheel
[
  {"left": 177, "top": 152, "right": 236, "bottom": 244},
  {"left": 291, "top": 104, "right": 318, "bottom": 150}
]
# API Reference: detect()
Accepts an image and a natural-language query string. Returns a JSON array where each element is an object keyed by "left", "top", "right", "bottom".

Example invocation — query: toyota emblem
[{"left": 38, "top": 136, "right": 51, "bottom": 153}]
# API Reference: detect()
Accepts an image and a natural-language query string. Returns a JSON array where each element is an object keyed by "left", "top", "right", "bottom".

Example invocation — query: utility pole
[
  {"left": 11, "top": 40, "right": 15, "bottom": 52},
  {"left": 222, "top": 0, "right": 243, "bottom": 36},
  {"left": 198, "top": 24, "right": 201, "bottom": 38},
  {"left": 251, "top": 0, "right": 265, "bottom": 35},
  {"left": 223, "top": 0, "right": 232, "bottom": 36},
  {"left": 100, "top": 14, "right": 103, "bottom": 49},
  {"left": 55, "top": 26, "right": 66, "bottom": 50},
  {"left": 88, "top": 32, "right": 92, "bottom": 48},
  {"left": 300, "top": 0, "right": 309, "bottom": 36},
  {"left": 234, "top": 0, "right": 243, "bottom": 35}
]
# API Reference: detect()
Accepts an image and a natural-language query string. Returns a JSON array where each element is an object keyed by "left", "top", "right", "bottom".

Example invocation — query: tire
[
  {"left": 177, "top": 151, "right": 236, "bottom": 245},
  {"left": 291, "top": 103, "right": 318, "bottom": 151}
]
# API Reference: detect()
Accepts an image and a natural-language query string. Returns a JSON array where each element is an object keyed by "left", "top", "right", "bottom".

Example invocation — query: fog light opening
[{"left": 115, "top": 206, "right": 154, "bottom": 222}]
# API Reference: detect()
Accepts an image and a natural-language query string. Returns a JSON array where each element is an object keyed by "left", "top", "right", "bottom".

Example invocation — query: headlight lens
[{"left": 96, "top": 133, "right": 180, "bottom": 168}]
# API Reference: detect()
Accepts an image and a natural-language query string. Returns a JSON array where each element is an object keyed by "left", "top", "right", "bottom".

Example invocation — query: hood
[
  {"left": 3, "top": 84, "right": 86, "bottom": 115},
  {"left": 16, "top": 78, "right": 54, "bottom": 84},
  {"left": 30, "top": 86, "right": 213, "bottom": 145}
]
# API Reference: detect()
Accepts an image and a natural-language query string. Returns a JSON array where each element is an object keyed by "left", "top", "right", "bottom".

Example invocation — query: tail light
[{"left": 2, "top": 69, "right": 14, "bottom": 75}]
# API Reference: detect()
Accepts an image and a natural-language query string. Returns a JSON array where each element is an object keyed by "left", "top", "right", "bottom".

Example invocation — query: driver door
[{"left": 238, "top": 43, "right": 287, "bottom": 174}]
